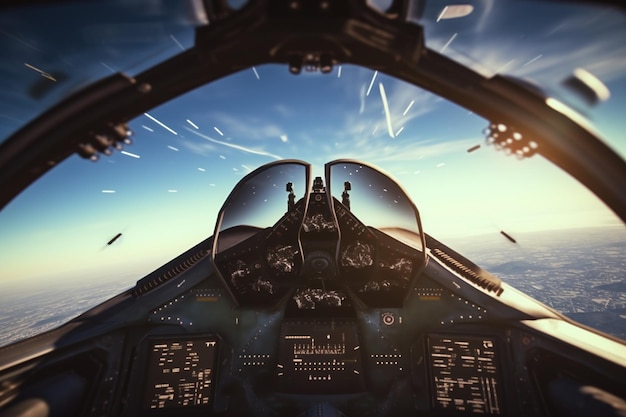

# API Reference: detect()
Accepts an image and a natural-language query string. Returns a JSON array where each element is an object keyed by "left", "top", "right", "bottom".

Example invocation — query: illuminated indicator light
[{"left": 196, "top": 296, "right": 218, "bottom": 302}]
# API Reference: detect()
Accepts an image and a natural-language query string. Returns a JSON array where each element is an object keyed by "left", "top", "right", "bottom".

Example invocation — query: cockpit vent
[
  {"left": 431, "top": 247, "right": 503, "bottom": 296},
  {"left": 132, "top": 249, "right": 208, "bottom": 297}
]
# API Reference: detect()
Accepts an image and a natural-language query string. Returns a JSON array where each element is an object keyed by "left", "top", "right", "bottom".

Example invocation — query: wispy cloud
[
  {"left": 430, "top": 9, "right": 626, "bottom": 85},
  {"left": 321, "top": 137, "right": 480, "bottom": 165},
  {"left": 207, "top": 112, "right": 287, "bottom": 142},
  {"left": 184, "top": 127, "right": 282, "bottom": 160}
]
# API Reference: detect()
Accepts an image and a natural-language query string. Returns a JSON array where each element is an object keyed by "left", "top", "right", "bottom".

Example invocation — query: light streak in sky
[
  {"left": 403, "top": 100, "right": 414, "bottom": 116},
  {"left": 440, "top": 33, "right": 457, "bottom": 53},
  {"left": 144, "top": 113, "right": 178, "bottom": 135},
  {"left": 121, "top": 150, "right": 141, "bottom": 159},
  {"left": 252, "top": 67, "right": 260, "bottom": 80},
  {"left": 168, "top": 145, "right": 179, "bottom": 151},
  {"left": 436, "top": 162, "right": 445, "bottom": 168},
  {"left": 170, "top": 34, "right": 185, "bottom": 51},
  {"left": 395, "top": 126, "right": 404, "bottom": 136},
  {"left": 219, "top": 155, "right": 226, "bottom": 159},
  {"left": 436, "top": 6, "right": 449, "bottom": 22},
  {"left": 337, "top": 66, "right": 342, "bottom": 78},
  {"left": 141, "top": 125, "right": 154, "bottom": 132},
  {"left": 366, "top": 70, "right": 378, "bottom": 96},
  {"left": 198, "top": 168, "right": 206, "bottom": 172},
  {"left": 186, "top": 119, "right": 199, "bottom": 129},
  {"left": 24, "top": 63, "right": 56, "bottom": 81},
  {"left": 185, "top": 127, "right": 282, "bottom": 160},
  {"left": 523, "top": 54, "right": 543, "bottom": 67},
  {"left": 379, "top": 82, "right": 395, "bottom": 138},
  {"left": 101, "top": 190, "right": 116, "bottom": 193},
  {"left": 496, "top": 59, "right": 515, "bottom": 74},
  {"left": 167, "top": 190, "right": 178, "bottom": 193},
  {"left": 214, "top": 126, "right": 224, "bottom": 136},
  {"left": 359, "top": 85, "right": 366, "bottom": 114},
  {"left": 100, "top": 62, "right": 116, "bottom": 73}
]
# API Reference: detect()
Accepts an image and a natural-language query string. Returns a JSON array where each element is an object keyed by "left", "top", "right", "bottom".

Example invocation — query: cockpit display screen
[
  {"left": 277, "top": 319, "right": 364, "bottom": 394},
  {"left": 143, "top": 337, "right": 218, "bottom": 410},
  {"left": 427, "top": 334, "right": 502, "bottom": 415}
]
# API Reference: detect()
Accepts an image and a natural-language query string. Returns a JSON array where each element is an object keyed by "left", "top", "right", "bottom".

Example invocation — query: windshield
[{"left": 0, "top": 0, "right": 625, "bottom": 346}]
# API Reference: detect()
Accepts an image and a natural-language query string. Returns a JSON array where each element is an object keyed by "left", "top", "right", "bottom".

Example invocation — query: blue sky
[{"left": 1, "top": 63, "right": 623, "bottom": 287}]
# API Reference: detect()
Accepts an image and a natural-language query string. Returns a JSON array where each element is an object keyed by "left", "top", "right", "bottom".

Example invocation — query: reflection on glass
[
  {"left": 217, "top": 162, "right": 308, "bottom": 234},
  {"left": 212, "top": 161, "right": 310, "bottom": 305},
  {"left": 328, "top": 161, "right": 421, "bottom": 239}
]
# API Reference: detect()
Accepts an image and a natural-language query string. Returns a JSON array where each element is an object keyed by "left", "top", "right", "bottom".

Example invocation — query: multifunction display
[
  {"left": 427, "top": 334, "right": 502, "bottom": 415},
  {"left": 143, "top": 337, "right": 218, "bottom": 410},
  {"left": 277, "top": 319, "right": 364, "bottom": 394}
]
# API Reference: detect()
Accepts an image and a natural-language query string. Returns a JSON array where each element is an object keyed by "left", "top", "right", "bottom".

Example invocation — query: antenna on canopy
[
  {"left": 342, "top": 181, "right": 351, "bottom": 210},
  {"left": 286, "top": 181, "right": 295, "bottom": 211}
]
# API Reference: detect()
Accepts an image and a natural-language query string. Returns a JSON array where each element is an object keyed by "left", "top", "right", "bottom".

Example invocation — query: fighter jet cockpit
[{"left": 0, "top": 0, "right": 625, "bottom": 416}]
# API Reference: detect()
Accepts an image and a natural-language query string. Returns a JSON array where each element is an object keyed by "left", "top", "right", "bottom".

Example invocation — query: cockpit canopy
[{"left": 212, "top": 160, "right": 427, "bottom": 308}]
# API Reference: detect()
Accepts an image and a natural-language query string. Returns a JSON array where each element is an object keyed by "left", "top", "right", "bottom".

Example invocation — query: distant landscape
[
  {"left": 0, "top": 273, "right": 137, "bottom": 347},
  {"left": 0, "top": 226, "right": 624, "bottom": 347},
  {"left": 449, "top": 226, "right": 626, "bottom": 339}
]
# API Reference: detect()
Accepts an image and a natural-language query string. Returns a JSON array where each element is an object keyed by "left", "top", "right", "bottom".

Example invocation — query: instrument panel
[
  {"left": 120, "top": 260, "right": 520, "bottom": 417},
  {"left": 128, "top": 327, "right": 508, "bottom": 416},
  {"left": 143, "top": 337, "right": 219, "bottom": 412}
]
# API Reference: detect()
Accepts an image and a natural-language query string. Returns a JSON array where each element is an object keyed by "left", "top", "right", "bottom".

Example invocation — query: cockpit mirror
[
  {"left": 211, "top": 160, "right": 310, "bottom": 305},
  {"left": 326, "top": 160, "right": 427, "bottom": 306}
]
